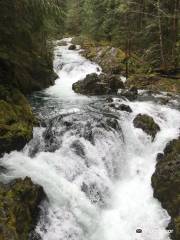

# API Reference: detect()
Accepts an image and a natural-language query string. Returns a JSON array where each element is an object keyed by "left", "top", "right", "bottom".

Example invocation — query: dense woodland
[
  {"left": 0, "top": 0, "right": 65, "bottom": 93},
  {"left": 66, "top": 0, "right": 180, "bottom": 72}
]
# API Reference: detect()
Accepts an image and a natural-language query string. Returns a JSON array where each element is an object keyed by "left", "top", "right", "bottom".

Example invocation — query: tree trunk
[
  {"left": 172, "top": 0, "right": 179, "bottom": 68},
  {"left": 157, "top": 0, "right": 166, "bottom": 69}
]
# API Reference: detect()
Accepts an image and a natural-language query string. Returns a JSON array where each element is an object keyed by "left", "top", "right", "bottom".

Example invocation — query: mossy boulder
[
  {"left": 0, "top": 85, "right": 35, "bottom": 156},
  {"left": 0, "top": 177, "right": 45, "bottom": 240},
  {"left": 133, "top": 114, "right": 160, "bottom": 140},
  {"left": 72, "top": 73, "right": 124, "bottom": 95},
  {"left": 152, "top": 138, "right": 180, "bottom": 240},
  {"left": 72, "top": 73, "right": 109, "bottom": 95}
]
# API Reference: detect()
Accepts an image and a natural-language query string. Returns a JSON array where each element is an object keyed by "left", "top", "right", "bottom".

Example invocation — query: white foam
[{"left": 46, "top": 39, "right": 101, "bottom": 99}]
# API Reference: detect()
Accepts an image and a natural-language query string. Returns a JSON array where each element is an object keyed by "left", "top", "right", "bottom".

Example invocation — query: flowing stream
[{"left": 1, "top": 38, "right": 180, "bottom": 240}]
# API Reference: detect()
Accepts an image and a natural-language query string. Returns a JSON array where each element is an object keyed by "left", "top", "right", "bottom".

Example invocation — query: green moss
[
  {"left": 133, "top": 114, "right": 160, "bottom": 140},
  {"left": 0, "top": 101, "right": 17, "bottom": 125},
  {"left": 0, "top": 177, "right": 45, "bottom": 240},
  {"left": 152, "top": 138, "right": 180, "bottom": 240},
  {"left": 0, "top": 85, "right": 35, "bottom": 155},
  {"left": 174, "top": 217, "right": 180, "bottom": 240}
]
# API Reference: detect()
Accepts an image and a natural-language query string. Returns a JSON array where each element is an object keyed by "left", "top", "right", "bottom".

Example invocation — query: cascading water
[{"left": 0, "top": 38, "right": 180, "bottom": 240}]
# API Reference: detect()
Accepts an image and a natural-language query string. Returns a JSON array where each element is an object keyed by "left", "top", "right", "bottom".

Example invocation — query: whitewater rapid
[{"left": 1, "top": 38, "right": 180, "bottom": 240}]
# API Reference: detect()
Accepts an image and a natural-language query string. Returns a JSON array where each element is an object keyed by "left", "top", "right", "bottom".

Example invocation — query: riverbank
[{"left": 72, "top": 36, "right": 180, "bottom": 94}]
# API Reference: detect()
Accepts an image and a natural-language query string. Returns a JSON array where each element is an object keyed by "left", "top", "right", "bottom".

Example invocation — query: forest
[
  {"left": 66, "top": 0, "right": 179, "bottom": 72},
  {"left": 0, "top": 1, "right": 179, "bottom": 240}
]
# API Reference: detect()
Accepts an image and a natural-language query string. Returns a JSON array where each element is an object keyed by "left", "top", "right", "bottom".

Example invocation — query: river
[{"left": 1, "top": 38, "right": 180, "bottom": 240}]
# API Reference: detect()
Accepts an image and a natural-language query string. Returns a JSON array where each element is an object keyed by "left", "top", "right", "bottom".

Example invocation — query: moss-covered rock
[
  {"left": 0, "top": 177, "right": 45, "bottom": 240},
  {"left": 152, "top": 138, "right": 180, "bottom": 240},
  {"left": 72, "top": 73, "right": 124, "bottom": 95},
  {"left": 133, "top": 114, "right": 160, "bottom": 140},
  {"left": 0, "top": 85, "right": 35, "bottom": 156}
]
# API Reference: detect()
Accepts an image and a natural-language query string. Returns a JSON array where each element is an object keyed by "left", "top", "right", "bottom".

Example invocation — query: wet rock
[
  {"left": 118, "top": 104, "right": 132, "bottom": 113},
  {"left": 81, "top": 182, "right": 103, "bottom": 205},
  {"left": 108, "top": 75, "right": 125, "bottom": 93},
  {"left": 156, "top": 153, "right": 164, "bottom": 162},
  {"left": 152, "top": 138, "right": 180, "bottom": 240},
  {"left": 136, "top": 229, "right": 142, "bottom": 233},
  {"left": 72, "top": 73, "right": 109, "bottom": 95},
  {"left": 120, "top": 86, "right": 138, "bottom": 101},
  {"left": 110, "top": 104, "right": 132, "bottom": 113},
  {"left": 106, "top": 97, "right": 114, "bottom": 103},
  {"left": 0, "top": 177, "right": 45, "bottom": 240},
  {"left": 68, "top": 44, "right": 76, "bottom": 50},
  {"left": 71, "top": 140, "right": 85, "bottom": 158},
  {"left": 110, "top": 103, "right": 132, "bottom": 113},
  {"left": 81, "top": 180, "right": 111, "bottom": 207},
  {"left": 159, "top": 97, "right": 169, "bottom": 105},
  {"left": 72, "top": 73, "right": 124, "bottom": 95},
  {"left": 133, "top": 114, "right": 160, "bottom": 140},
  {"left": 29, "top": 231, "right": 42, "bottom": 240},
  {"left": 106, "top": 118, "right": 121, "bottom": 132},
  {"left": 42, "top": 111, "right": 124, "bottom": 150},
  {"left": 0, "top": 165, "right": 7, "bottom": 174}
]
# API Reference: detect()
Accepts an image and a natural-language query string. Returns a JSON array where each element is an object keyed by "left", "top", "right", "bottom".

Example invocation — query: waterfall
[{"left": 1, "top": 38, "right": 180, "bottom": 240}]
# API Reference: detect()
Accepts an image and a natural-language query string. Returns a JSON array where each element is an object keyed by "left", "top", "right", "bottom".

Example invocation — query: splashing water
[{"left": 0, "top": 38, "right": 180, "bottom": 240}]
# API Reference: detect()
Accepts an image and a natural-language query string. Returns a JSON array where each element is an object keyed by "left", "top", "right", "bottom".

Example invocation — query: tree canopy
[{"left": 65, "top": 0, "right": 180, "bottom": 71}]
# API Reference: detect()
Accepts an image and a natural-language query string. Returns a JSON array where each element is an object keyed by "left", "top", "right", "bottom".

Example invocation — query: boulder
[
  {"left": 152, "top": 138, "right": 180, "bottom": 240},
  {"left": 136, "top": 229, "right": 142, "bottom": 233},
  {"left": 118, "top": 104, "right": 132, "bottom": 113},
  {"left": 106, "top": 97, "right": 114, "bottom": 103},
  {"left": 68, "top": 44, "right": 76, "bottom": 50},
  {"left": 110, "top": 103, "right": 132, "bottom": 113},
  {"left": 72, "top": 73, "right": 109, "bottom": 95},
  {"left": 72, "top": 73, "right": 124, "bottom": 95},
  {"left": 119, "top": 86, "right": 138, "bottom": 101},
  {"left": 0, "top": 177, "right": 45, "bottom": 240},
  {"left": 133, "top": 114, "right": 160, "bottom": 140},
  {"left": 29, "top": 231, "right": 42, "bottom": 240}
]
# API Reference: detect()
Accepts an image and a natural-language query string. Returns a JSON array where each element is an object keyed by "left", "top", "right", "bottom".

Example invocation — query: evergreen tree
[{"left": 65, "top": 0, "right": 180, "bottom": 71}]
